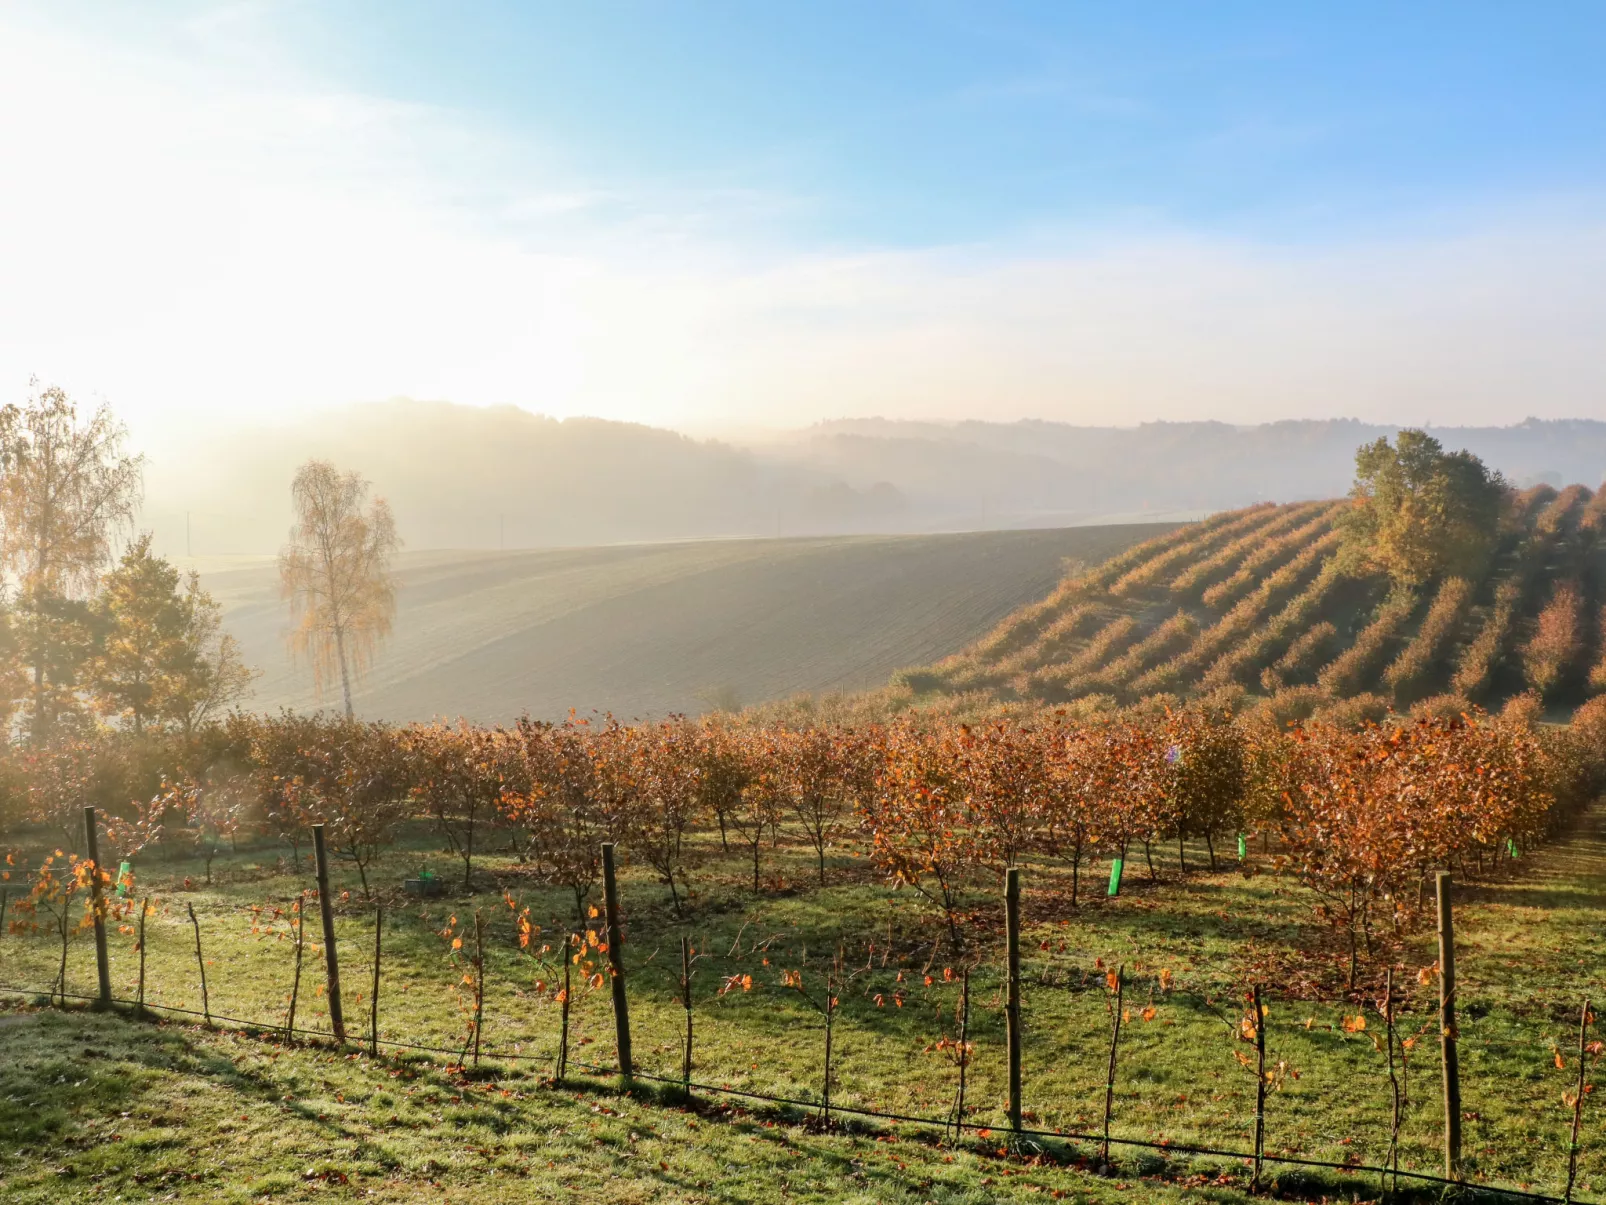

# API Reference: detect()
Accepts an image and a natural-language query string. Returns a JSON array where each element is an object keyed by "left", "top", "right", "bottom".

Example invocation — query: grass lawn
[{"left": 3, "top": 812, "right": 1605, "bottom": 1203}]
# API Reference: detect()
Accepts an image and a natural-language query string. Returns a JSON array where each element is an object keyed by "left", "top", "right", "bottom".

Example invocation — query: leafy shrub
[
  {"left": 992, "top": 603, "right": 1105, "bottom": 678},
  {"left": 890, "top": 668, "right": 946, "bottom": 695},
  {"left": 1318, "top": 591, "right": 1418, "bottom": 697},
  {"left": 1409, "top": 694, "right": 1475, "bottom": 722},
  {"left": 1382, "top": 576, "right": 1474, "bottom": 703},
  {"left": 1063, "top": 506, "right": 1254, "bottom": 597},
  {"left": 1108, "top": 503, "right": 1276, "bottom": 596},
  {"left": 1026, "top": 616, "right": 1140, "bottom": 699},
  {"left": 1452, "top": 579, "right": 1522, "bottom": 698},
  {"left": 1253, "top": 686, "right": 1329, "bottom": 729},
  {"left": 1201, "top": 509, "right": 1340, "bottom": 611},
  {"left": 1500, "top": 689, "right": 1543, "bottom": 730},
  {"left": 1521, "top": 580, "right": 1584, "bottom": 697},
  {"left": 1310, "top": 693, "right": 1391, "bottom": 729},
  {"left": 1130, "top": 531, "right": 1342, "bottom": 697},
  {"left": 1261, "top": 621, "right": 1338, "bottom": 691},
  {"left": 1095, "top": 613, "right": 1197, "bottom": 688},
  {"left": 1590, "top": 606, "right": 1606, "bottom": 693},
  {"left": 1202, "top": 562, "right": 1345, "bottom": 690},
  {"left": 1168, "top": 500, "right": 1334, "bottom": 600}
]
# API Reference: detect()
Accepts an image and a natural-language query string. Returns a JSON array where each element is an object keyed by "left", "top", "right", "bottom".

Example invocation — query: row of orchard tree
[{"left": 5, "top": 697, "right": 1603, "bottom": 970}]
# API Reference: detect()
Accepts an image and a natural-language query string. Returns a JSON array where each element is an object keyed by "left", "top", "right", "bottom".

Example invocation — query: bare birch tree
[{"left": 278, "top": 460, "right": 399, "bottom": 717}]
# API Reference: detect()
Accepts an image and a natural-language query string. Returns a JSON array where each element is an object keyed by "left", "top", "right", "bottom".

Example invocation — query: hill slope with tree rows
[{"left": 901, "top": 473, "right": 1606, "bottom": 724}]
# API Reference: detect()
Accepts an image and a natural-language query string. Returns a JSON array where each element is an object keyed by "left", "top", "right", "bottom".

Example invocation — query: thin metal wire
[{"left": 0, "top": 980, "right": 1585, "bottom": 1203}]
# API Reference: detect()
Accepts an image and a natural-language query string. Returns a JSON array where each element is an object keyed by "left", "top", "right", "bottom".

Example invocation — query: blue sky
[
  {"left": 292, "top": 2, "right": 1606, "bottom": 244},
  {"left": 2, "top": 2, "right": 1605, "bottom": 435}
]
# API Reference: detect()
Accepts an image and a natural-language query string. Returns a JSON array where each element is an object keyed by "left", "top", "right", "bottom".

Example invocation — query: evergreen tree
[{"left": 88, "top": 535, "right": 193, "bottom": 734}]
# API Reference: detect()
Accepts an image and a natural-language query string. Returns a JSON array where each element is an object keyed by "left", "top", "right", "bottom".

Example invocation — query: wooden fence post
[
  {"left": 312, "top": 824, "right": 346, "bottom": 1042},
  {"left": 1005, "top": 865, "right": 1023, "bottom": 1134},
  {"left": 601, "top": 843, "right": 632, "bottom": 1081},
  {"left": 822, "top": 959, "right": 837, "bottom": 1126},
  {"left": 369, "top": 905, "right": 383, "bottom": 1059},
  {"left": 135, "top": 896, "right": 149, "bottom": 1016},
  {"left": 680, "top": 935, "right": 693, "bottom": 1095},
  {"left": 1436, "top": 870, "right": 1460, "bottom": 1180},
  {"left": 186, "top": 902, "right": 210, "bottom": 1025},
  {"left": 1567, "top": 998, "right": 1591, "bottom": 1203},
  {"left": 953, "top": 967, "right": 971, "bottom": 1149},
  {"left": 286, "top": 894, "right": 305, "bottom": 1042},
  {"left": 1383, "top": 966, "right": 1401, "bottom": 1200},
  {"left": 1251, "top": 983, "right": 1267, "bottom": 1193},
  {"left": 472, "top": 909, "right": 485, "bottom": 1067},
  {"left": 556, "top": 931, "right": 573, "bottom": 1081},
  {"left": 84, "top": 806, "right": 112, "bottom": 1007}
]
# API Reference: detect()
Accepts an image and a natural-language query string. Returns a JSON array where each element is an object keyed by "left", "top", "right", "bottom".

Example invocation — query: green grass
[{"left": 4, "top": 815, "right": 1606, "bottom": 1202}]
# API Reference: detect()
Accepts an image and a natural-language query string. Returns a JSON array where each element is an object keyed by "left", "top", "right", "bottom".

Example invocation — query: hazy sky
[{"left": 3, "top": 2, "right": 1605, "bottom": 439}]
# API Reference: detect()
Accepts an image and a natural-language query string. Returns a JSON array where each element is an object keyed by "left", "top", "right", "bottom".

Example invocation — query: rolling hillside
[
  {"left": 909, "top": 483, "right": 1606, "bottom": 721},
  {"left": 201, "top": 524, "right": 1168, "bottom": 724}
]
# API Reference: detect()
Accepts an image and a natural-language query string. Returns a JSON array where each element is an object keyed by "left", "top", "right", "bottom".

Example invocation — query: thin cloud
[{"left": 0, "top": 5, "right": 1603, "bottom": 445}]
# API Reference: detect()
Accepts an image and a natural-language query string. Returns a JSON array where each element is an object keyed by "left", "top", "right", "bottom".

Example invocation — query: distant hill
[
  {"left": 766, "top": 417, "right": 1606, "bottom": 528},
  {"left": 203, "top": 524, "right": 1166, "bottom": 724},
  {"left": 140, "top": 402, "right": 1606, "bottom": 560},
  {"left": 142, "top": 400, "right": 911, "bottom": 561},
  {"left": 895, "top": 483, "right": 1606, "bottom": 722}
]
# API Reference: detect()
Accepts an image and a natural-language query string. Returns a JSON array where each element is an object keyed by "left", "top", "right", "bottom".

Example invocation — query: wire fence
[
  {"left": 3, "top": 829, "right": 1602, "bottom": 1204},
  {"left": 0, "top": 979, "right": 1585, "bottom": 1205}
]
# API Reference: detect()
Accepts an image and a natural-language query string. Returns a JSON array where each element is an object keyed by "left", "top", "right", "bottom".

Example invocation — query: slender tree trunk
[
  {"left": 1348, "top": 886, "right": 1359, "bottom": 991},
  {"left": 56, "top": 914, "right": 69, "bottom": 1006},
  {"left": 335, "top": 624, "right": 354, "bottom": 718},
  {"left": 30, "top": 535, "right": 51, "bottom": 743},
  {"left": 945, "top": 894, "right": 964, "bottom": 956},
  {"left": 1205, "top": 830, "right": 1217, "bottom": 872},
  {"left": 31, "top": 657, "right": 46, "bottom": 745}
]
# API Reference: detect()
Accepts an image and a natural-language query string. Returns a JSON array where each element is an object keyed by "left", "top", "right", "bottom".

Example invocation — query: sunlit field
[{"left": 6, "top": 807, "right": 1606, "bottom": 1204}]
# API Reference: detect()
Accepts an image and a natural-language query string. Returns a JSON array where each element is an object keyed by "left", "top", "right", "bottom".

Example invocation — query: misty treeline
[
  {"left": 806, "top": 415, "right": 1606, "bottom": 525},
  {"left": 149, "top": 400, "right": 1606, "bottom": 556}
]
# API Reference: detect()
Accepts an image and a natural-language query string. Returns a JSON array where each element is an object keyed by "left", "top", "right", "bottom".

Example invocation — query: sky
[{"left": 2, "top": 1, "right": 1605, "bottom": 440}]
